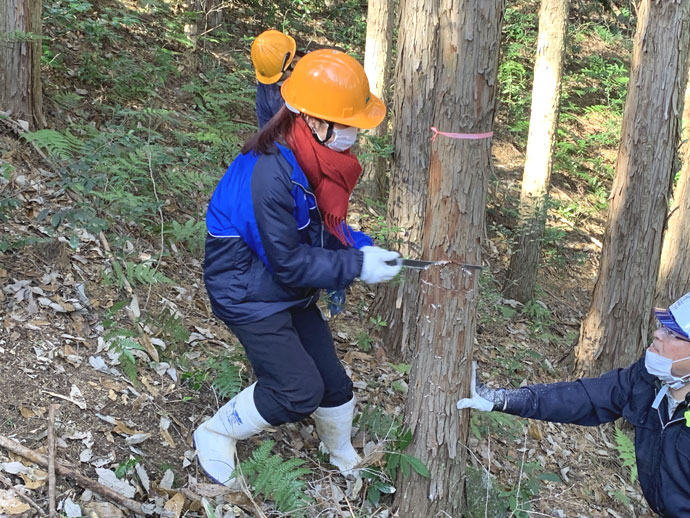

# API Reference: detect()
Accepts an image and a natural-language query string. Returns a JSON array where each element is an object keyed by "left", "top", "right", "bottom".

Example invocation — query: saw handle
[{"left": 385, "top": 259, "right": 397, "bottom": 266}]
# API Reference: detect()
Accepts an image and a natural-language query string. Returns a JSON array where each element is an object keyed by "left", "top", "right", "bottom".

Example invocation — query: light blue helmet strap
[{"left": 652, "top": 384, "right": 670, "bottom": 410}]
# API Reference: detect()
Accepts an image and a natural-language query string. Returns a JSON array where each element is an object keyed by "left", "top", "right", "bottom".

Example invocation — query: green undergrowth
[{"left": 497, "top": 1, "right": 632, "bottom": 221}]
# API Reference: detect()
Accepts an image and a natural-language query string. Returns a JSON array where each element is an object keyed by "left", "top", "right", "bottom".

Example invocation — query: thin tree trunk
[
  {"left": 360, "top": 0, "right": 395, "bottom": 201},
  {"left": 504, "top": 0, "right": 569, "bottom": 303},
  {"left": 655, "top": 65, "right": 690, "bottom": 308},
  {"left": 370, "top": 0, "right": 440, "bottom": 361},
  {"left": 393, "top": 1, "right": 504, "bottom": 516},
  {"left": 184, "top": 0, "right": 223, "bottom": 45},
  {"left": 0, "top": 0, "right": 45, "bottom": 129},
  {"left": 575, "top": 0, "right": 690, "bottom": 378}
]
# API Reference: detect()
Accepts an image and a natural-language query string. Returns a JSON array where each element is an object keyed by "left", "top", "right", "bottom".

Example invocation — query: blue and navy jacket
[
  {"left": 205, "top": 143, "right": 371, "bottom": 325},
  {"left": 256, "top": 82, "right": 285, "bottom": 128},
  {"left": 504, "top": 358, "right": 690, "bottom": 516}
]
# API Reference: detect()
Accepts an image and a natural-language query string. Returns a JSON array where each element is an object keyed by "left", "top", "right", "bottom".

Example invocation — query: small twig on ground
[
  {"left": 508, "top": 426, "right": 530, "bottom": 518},
  {"left": 485, "top": 433, "right": 491, "bottom": 518},
  {"left": 144, "top": 130, "right": 165, "bottom": 310},
  {"left": 99, "top": 231, "right": 133, "bottom": 295},
  {"left": 344, "top": 493, "right": 356, "bottom": 518},
  {"left": 0, "top": 434, "right": 149, "bottom": 515},
  {"left": 48, "top": 404, "right": 58, "bottom": 517},
  {"left": 233, "top": 454, "right": 268, "bottom": 518},
  {"left": 0, "top": 472, "right": 47, "bottom": 516}
]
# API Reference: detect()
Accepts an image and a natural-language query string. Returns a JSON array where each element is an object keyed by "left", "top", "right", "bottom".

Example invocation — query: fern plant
[
  {"left": 614, "top": 426, "right": 637, "bottom": 484},
  {"left": 106, "top": 334, "right": 145, "bottom": 383},
  {"left": 210, "top": 355, "right": 247, "bottom": 400},
  {"left": 124, "top": 261, "right": 173, "bottom": 286},
  {"left": 234, "top": 440, "right": 312, "bottom": 516},
  {"left": 356, "top": 405, "right": 430, "bottom": 506},
  {"left": 164, "top": 218, "right": 206, "bottom": 255},
  {"left": 22, "top": 129, "right": 86, "bottom": 160}
]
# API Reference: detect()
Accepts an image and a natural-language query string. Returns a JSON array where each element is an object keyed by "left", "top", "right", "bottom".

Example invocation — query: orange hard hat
[
  {"left": 251, "top": 30, "right": 297, "bottom": 84},
  {"left": 280, "top": 49, "right": 385, "bottom": 129}
]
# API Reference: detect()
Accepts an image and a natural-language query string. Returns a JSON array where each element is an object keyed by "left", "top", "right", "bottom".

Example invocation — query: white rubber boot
[
  {"left": 312, "top": 396, "right": 361, "bottom": 476},
  {"left": 193, "top": 383, "right": 270, "bottom": 487}
]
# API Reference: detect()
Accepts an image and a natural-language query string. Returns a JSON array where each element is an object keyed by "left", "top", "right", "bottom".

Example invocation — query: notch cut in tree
[{"left": 391, "top": 1, "right": 504, "bottom": 516}]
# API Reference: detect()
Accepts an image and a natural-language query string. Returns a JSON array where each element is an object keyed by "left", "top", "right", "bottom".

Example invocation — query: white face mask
[
  {"left": 645, "top": 349, "right": 690, "bottom": 389},
  {"left": 326, "top": 126, "right": 358, "bottom": 152}
]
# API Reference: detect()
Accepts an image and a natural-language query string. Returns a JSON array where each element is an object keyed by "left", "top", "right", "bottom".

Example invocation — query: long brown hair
[{"left": 241, "top": 106, "right": 296, "bottom": 155}]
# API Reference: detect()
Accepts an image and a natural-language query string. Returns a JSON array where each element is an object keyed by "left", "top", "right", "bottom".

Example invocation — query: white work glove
[
  {"left": 359, "top": 246, "right": 402, "bottom": 284},
  {"left": 456, "top": 361, "right": 505, "bottom": 412}
]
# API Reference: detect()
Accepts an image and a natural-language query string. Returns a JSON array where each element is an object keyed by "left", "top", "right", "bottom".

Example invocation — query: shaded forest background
[{"left": 0, "top": 0, "right": 656, "bottom": 516}]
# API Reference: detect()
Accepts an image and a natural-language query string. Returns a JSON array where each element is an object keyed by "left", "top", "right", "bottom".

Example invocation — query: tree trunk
[
  {"left": 360, "top": 0, "right": 396, "bottom": 201},
  {"left": 655, "top": 65, "right": 690, "bottom": 309},
  {"left": 184, "top": 0, "right": 224, "bottom": 44},
  {"left": 392, "top": 1, "right": 504, "bottom": 516},
  {"left": 574, "top": 0, "right": 690, "bottom": 378},
  {"left": 370, "top": 0, "right": 441, "bottom": 361},
  {"left": 0, "top": 0, "right": 45, "bottom": 129},
  {"left": 503, "top": 0, "right": 569, "bottom": 303}
]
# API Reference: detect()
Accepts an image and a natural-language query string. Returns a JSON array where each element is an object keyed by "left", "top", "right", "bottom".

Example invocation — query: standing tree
[
  {"left": 574, "top": 0, "right": 690, "bottom": 378},
  {"left": 0, "top": 0, "right": 45, "bottom": 129},
  {"left": 655, "top": 66, "right": 690, "bottom": 308},
  {"left": 392, "top": 1, "right": 504, "bottom": 516},
  {"left": 503, "top": 0, "right": 570, "bottom": 303},
  {"left": 360, "top": 0, "right": 396, "bottom": 200},
  {"left": 183, "top": 0, "right": 224, "bottom": 45},
  {"left": 370, "top": 1, "right": 441, "bottom": 360}
]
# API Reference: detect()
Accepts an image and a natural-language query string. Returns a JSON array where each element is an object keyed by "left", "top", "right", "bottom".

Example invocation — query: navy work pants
[{"left": 228, "top": 303, "right": 353, "bottom": 425}]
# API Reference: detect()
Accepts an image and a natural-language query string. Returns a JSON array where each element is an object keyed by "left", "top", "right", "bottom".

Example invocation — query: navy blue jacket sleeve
[
  {"left": 322, "top": 222, "right": 374, "bottom": 251},
  {"left": 256, "top": 83, "right": 285, "bottom": 128},
  {"left": 250, "top": 154, "right": 363, "bottom": 290},
  {"left": 502, "top": 363, "right": 639, "bottom": 426}
]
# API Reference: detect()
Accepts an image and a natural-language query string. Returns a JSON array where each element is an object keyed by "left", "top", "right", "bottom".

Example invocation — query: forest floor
[{"left": 0, "top": 0, "right": 654, "bottom": 517}]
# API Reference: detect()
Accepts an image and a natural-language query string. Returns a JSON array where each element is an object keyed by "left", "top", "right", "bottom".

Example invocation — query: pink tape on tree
[{"left": 430, "top": 126, "right": 494, "bottom": 142}]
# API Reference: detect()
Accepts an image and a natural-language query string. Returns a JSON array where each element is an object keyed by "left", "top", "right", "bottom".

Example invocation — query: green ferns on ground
[
  {"left": 615, "top": 426, "right": 637, "bottom": 484},
  {"left": 234, "top": 440, "right": 313, "bottom": 516}
]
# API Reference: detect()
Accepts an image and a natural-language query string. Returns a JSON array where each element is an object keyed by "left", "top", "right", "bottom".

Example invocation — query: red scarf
[{"left": 287, "top": 117, "right": 362, "bottom": 245}]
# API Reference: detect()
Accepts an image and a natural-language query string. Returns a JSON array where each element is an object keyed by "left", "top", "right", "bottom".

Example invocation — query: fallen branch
[
  {"left": 0, "top": 435, "right": 149, "bottom": 515},
  {"left": 0, "top": 472, "right": 47, "bottom": 516},
  {"left": 48, "top": 405, "right": 58, "bottom": 518}
]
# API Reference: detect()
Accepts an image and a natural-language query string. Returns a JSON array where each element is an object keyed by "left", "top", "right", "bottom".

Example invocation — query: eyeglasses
[{"left": 656, "top": 321, "right": 690, "bottom": 343}]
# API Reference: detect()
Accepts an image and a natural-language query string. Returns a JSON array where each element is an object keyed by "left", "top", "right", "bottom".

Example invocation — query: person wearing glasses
[
  {"left": 457, "top": 292, "right": 690, "bottom": 516},
  {"left": 195, "top": 50, "right": 402, "bottom": 488}
]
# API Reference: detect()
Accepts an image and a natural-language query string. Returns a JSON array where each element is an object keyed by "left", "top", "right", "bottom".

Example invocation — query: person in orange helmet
[
  {"left": 195, "top": 50, "right": 402, "bottom": 488},
  {"left": 251, "top": 33, "right": 351, "bottom": 317},
  {"left": 251, "top": 29, "right": 301, "bottom": 128}
]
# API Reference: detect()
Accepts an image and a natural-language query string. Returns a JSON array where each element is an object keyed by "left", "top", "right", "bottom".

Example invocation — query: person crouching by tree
[
  {"left": 458, "top": 292, "right": 690, "bottom": 516},
  {"left": 195, "top": 49, "right": 402, "bottom": 487}
]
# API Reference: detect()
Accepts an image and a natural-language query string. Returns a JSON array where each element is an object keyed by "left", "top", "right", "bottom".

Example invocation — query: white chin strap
[{"left": 284, "top": 102, "right": 301, "bottom": 114}]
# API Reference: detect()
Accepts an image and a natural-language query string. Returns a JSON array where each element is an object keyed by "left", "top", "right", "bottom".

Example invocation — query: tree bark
[
  {"left": 0, "top": 0, "right": 45, "bottom": 129},
  {"left": 360, "top": 0, "right": 396, "bottom": 201},
  {"left": 503, "top": 0, "right": 570, "bottom": 303},
  {"left": 575, "top": 0, "right": 690, "bottom": 378},
  {"left": 392, "top": 1, "right": 504, "bottom": 516},
  {"left": 370, "top": 0, "right": 441, "bottom": 361},
  {"left": 655, "top": 64, "right": 690, "bottom": 309},
  {"left": 184, "top": 0, "right": 224, "bottom": 44}
]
